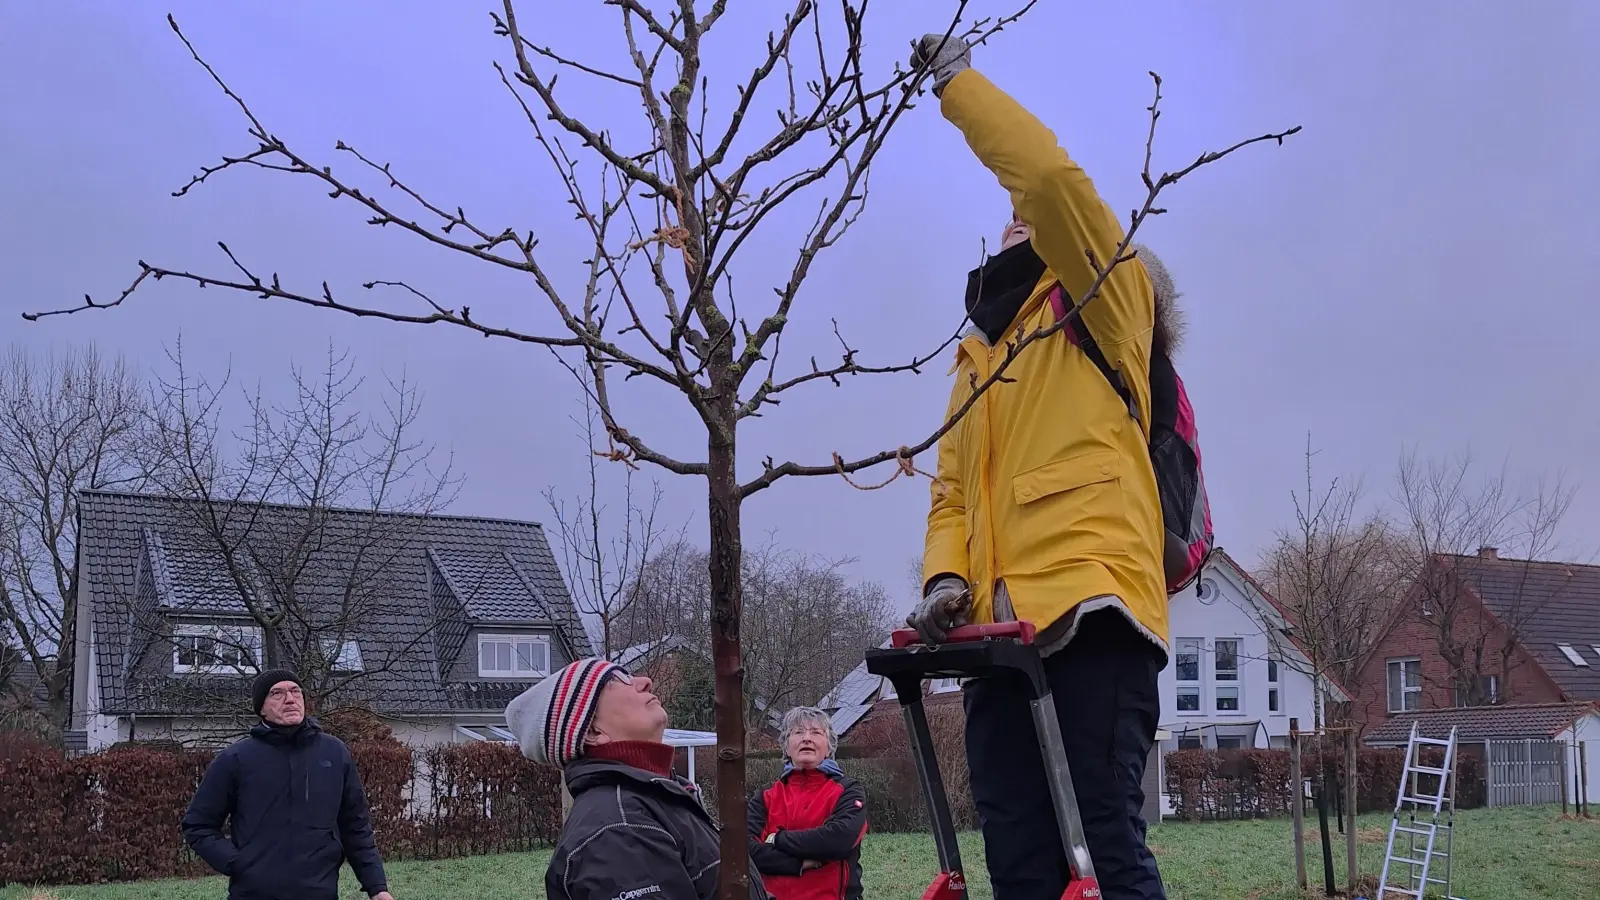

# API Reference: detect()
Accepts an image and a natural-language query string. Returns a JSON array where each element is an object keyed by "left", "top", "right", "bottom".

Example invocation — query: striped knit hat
[{"left": 506, "top": 658, "right": 626, "bottom": 767}]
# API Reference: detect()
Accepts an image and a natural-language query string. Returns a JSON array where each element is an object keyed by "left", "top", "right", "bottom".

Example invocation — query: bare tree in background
[
  {"left": 622, "top": 535, "right": 894, "bottom": 740},
  {"left": 1391, "top": 448, "right": 1577, "bottom": 707},
  {"left": 1255, "top": 436, "right": 1401, "bottom": 722},
  {"left": 27, "top": 6, "right": 1299, "bottom": 892},
  {"left": 544, "top": 383, "right": 668, "bottom": 660},
  {"left": 129, "top": 341, "right": 460, "bottom": 720},
  {"left": 0, "top": 344, "right": 147, "bottom": 732},
  {"left": 740, "top": 536, "right": 895, "bottom": 719}
]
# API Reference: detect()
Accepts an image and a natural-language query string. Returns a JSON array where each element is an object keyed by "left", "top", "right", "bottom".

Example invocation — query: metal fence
[{"left": 1486, "top": 739, "right": 1564, "bottom": 806}]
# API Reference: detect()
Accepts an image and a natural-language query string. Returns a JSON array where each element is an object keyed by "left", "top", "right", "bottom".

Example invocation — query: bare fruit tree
[
  {"left": 0, "top": 344, "right": 148, "bottom": 733},
  {"left": 130, "top": 341, "right": 460, "bottom": 721},
  {"left": 1255, "top": 435, "right": 1402, "bottom": 722},
  {"left": 1391, "top": 448, "right": 1577, "bottom": 707},
  {"left": 544, "top": 381, "right": 670, "bottom": 660},
  {"left": 27, "top": 6, "right": 1299, "bottom": 893}
]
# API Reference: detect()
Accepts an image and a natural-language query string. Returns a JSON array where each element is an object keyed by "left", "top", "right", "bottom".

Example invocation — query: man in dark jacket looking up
[
  {"left": 507, "top": 657, "right": 770, "bottom": 900},
  {"left": 182, "top": 669, "right": 393, "bottom": 900}
]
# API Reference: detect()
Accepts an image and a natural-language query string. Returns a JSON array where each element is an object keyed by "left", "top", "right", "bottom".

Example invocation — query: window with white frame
[
  {"left": 477, "top": 634, "right": 550, "bottom": 677},
  {"left": 1557, "top": 644, "right": 1589, "bottom": 667},
  {"left": 1177, "top": 735, "right": 1202, "bottom": 750},
  {"left": 1267, "top": 654, "right": 1281, "bottom": 714},
  {"left": 1175, "top": 638, "right": 1201, "bottom": 712},
  {"left": 1387, "top": 657, "right": 1422, "bottom": 712},
  {"left": 1214, "top": 638, "right": 1240, "bottom": 712},
  {"left": 173, "top": 623, "right": 262, "bottom": 675},
  {"left": 1454, "top": 673, "right": 1500, "bottom": 706},
  {"left": 320, "top": 638, "right": 365, "bottom": 673}
]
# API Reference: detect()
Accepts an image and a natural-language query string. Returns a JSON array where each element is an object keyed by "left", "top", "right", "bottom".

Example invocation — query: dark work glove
[{"left": 905, "top": 575, "right": 971, "bottom": 645}]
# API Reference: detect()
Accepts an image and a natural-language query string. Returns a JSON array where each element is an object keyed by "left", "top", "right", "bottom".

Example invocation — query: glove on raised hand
[
  {"left": 905, "top": 575, "right": 971, "bottom": 645},
  {"left": 910, "top": 33, "right": 972, "bottom": 97}
]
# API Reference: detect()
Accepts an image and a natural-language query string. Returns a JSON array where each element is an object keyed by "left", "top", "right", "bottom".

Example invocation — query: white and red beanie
[{"left": 506, "top": 658, "right": 625, "bottom": 767}]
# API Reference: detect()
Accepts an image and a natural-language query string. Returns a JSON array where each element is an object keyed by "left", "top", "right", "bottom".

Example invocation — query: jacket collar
[
  {"left": 781, "top": 757, "right": 845, "bottom": 780},
  {"left": 564, "top": 756, "right": 704, "bottom": 808},
  {"left": 958, "top": 271, "right": 1056, "bottom": 358},
  {"left": 250, "top": 716, "right": 322, "bottom": 747}
]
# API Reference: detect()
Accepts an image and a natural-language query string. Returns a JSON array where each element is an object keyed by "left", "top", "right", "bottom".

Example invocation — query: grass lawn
[{"left": 4, "top": 806, "right": 1594, "bottom": 900}]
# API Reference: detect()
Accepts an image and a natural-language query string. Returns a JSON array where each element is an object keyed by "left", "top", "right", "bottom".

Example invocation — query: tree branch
[{"left": 743, "top": 71, "right": 1299, "bottom": 499}]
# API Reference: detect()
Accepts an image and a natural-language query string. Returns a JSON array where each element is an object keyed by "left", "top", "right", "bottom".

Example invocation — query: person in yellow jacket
[{"left": 904, "top": 34, "right": 1173, "bottom": 900}]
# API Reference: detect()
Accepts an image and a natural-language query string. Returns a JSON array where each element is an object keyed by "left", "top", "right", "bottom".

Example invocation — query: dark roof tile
[
  {"left": 1457, "top": 555, "right": 1600, "bottom": 700},
  {"left": 1363, "top": 701, "right": 1597, "bottom": 745}
]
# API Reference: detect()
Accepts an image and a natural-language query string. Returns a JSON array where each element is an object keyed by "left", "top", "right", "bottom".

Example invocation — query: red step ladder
[{"left": 866, "top": 621, "right": 1101, "bottom": 900}]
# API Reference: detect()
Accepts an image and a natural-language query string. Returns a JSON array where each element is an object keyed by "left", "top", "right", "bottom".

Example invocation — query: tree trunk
[
  {"left": 263, "top": 623, "right": 283, "bottom": 670},
  {"left": 706, "top": 416, "right": 749, "bottom": 900},
  {"left": 47, "top": 608, "right": 76, "bottom": 734}
]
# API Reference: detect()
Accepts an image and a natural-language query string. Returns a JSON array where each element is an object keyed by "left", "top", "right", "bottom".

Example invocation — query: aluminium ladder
[{"left": 1377, "top": 721, "right": 1464, "bottom": 900}]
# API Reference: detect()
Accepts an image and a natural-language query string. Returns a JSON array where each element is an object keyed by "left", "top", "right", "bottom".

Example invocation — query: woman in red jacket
[{"left": 748, "top": 707, "right": 868, "bottom": 900}]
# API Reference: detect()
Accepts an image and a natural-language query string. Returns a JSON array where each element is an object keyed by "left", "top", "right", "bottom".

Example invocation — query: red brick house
[{"left": 1352, "top": 548, "right": 1600, "bottom": 732}]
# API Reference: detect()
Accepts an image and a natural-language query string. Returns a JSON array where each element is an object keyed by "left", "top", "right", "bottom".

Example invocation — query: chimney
[{"left": 1478, "top": 546, "right": 1498, "bottom": 560}]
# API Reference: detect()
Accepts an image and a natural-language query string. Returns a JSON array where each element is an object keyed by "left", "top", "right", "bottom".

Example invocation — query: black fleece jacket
[{"left": 181, "top": 718, "right": 387, "bottom": 900}]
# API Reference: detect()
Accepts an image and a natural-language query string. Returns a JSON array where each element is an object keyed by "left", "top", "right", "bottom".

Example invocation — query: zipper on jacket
[{"left": 978, "top": 340, "right": 1000, "bottom": 606}]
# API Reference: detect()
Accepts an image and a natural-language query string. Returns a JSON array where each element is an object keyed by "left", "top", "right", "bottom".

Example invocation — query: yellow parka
[{"left": 921, "top": 69, "right": 1169, "bottom": 652}]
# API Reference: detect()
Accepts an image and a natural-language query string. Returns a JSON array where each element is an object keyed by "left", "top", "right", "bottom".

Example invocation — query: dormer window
[
  {"left": 478, "top": 633, "right": 550, "bottom": 678},
  {"left": 321, "top": 639, "right": 365, "bottom": 673},
  {"left": 173, "top": 622, "right": 262, "bottom": 675}
]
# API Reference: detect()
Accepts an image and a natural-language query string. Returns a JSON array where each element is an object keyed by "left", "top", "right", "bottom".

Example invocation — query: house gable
[{"left": 1349, "top": 551, "right": 1588, "bottom": 732}]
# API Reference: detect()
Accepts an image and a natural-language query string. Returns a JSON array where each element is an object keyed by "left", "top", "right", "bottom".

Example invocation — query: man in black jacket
[
  {"left": 507, "top": 657, "right": 769, "bottom": 900},
  {"left": 182, "top": 669, "right": 392, "bottom": 900}
]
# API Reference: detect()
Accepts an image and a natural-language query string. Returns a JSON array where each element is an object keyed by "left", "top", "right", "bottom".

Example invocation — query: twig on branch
[
  {"left": 544, "top": 348, "right": 708, "bottom": 477},
  {"left": 743, "top": 71, "right": 1299, "bottom": 499},
  {"left": 737, "top": 317, "right": 967, "bottom": 419},
  {"left": 496, "top": 2, "right": 677, "bottom": 199},
  {"left": 831, "top": 450, "right": 941, "bottom": 492}
]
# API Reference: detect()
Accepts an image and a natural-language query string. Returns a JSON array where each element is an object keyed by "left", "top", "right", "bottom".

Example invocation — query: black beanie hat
[{"left": 252, "top": 669, "right": 302, "bottom": 716}]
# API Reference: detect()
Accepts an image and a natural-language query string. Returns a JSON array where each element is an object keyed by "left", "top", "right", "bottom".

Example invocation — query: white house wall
[
  {"left": 1159, "top": 565, "right": 1321, "bottom": 751},
  {"left": 1561, "top": 713, "right": 1600, "bottom": 807}
]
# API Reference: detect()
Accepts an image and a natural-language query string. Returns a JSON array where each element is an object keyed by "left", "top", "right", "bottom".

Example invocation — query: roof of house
[
  {"left": 1456, "top": 554, "right": 1600, "bottom": 701},
  {"left": 2, "top": 649, "right": 50, "bottom": 707},
  {"left": 1363, "top": 701, "right": 1598, "bottom": 745},
  {"left": 78, "top": 490, "right": 593, "bottom": 717},
  {"left": 613, "top": 635, "right": 693, "bottom": 671},
  {"left": 818, "top": 636, "right": 968, "bottom": 738}
]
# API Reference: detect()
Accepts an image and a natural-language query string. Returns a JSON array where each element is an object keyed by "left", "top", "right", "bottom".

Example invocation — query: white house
[{"left": 1158, "top": 550, "right": 1349, "bottom": 763}]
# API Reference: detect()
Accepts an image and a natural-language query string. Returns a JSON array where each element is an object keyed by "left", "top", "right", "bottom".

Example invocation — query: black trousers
[{"left": 963, "top": 609, "right": 1167, "bottom": 900}]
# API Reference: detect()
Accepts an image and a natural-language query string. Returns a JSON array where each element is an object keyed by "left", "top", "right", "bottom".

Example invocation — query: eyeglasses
[{"left": 267, "top": 686, "right": 303, "bottom": 701}]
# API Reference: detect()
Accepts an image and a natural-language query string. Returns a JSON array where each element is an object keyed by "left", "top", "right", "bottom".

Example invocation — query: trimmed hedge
[
  {"left": 1164, "top": 745, "right": 1486, "bottom": 821},
  {"left": 0, "top": 734, "right": 562, "bottom": 886}
]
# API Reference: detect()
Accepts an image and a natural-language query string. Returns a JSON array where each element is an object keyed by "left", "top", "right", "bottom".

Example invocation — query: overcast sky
[{"left": 5, "top": 1, "right": 1597, "bottom": 614}]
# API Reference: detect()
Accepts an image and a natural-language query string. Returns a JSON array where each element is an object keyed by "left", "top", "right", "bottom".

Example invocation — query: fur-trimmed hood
[{"left": 1131, "top": 243, "right": 1184, "bottom": 359}]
